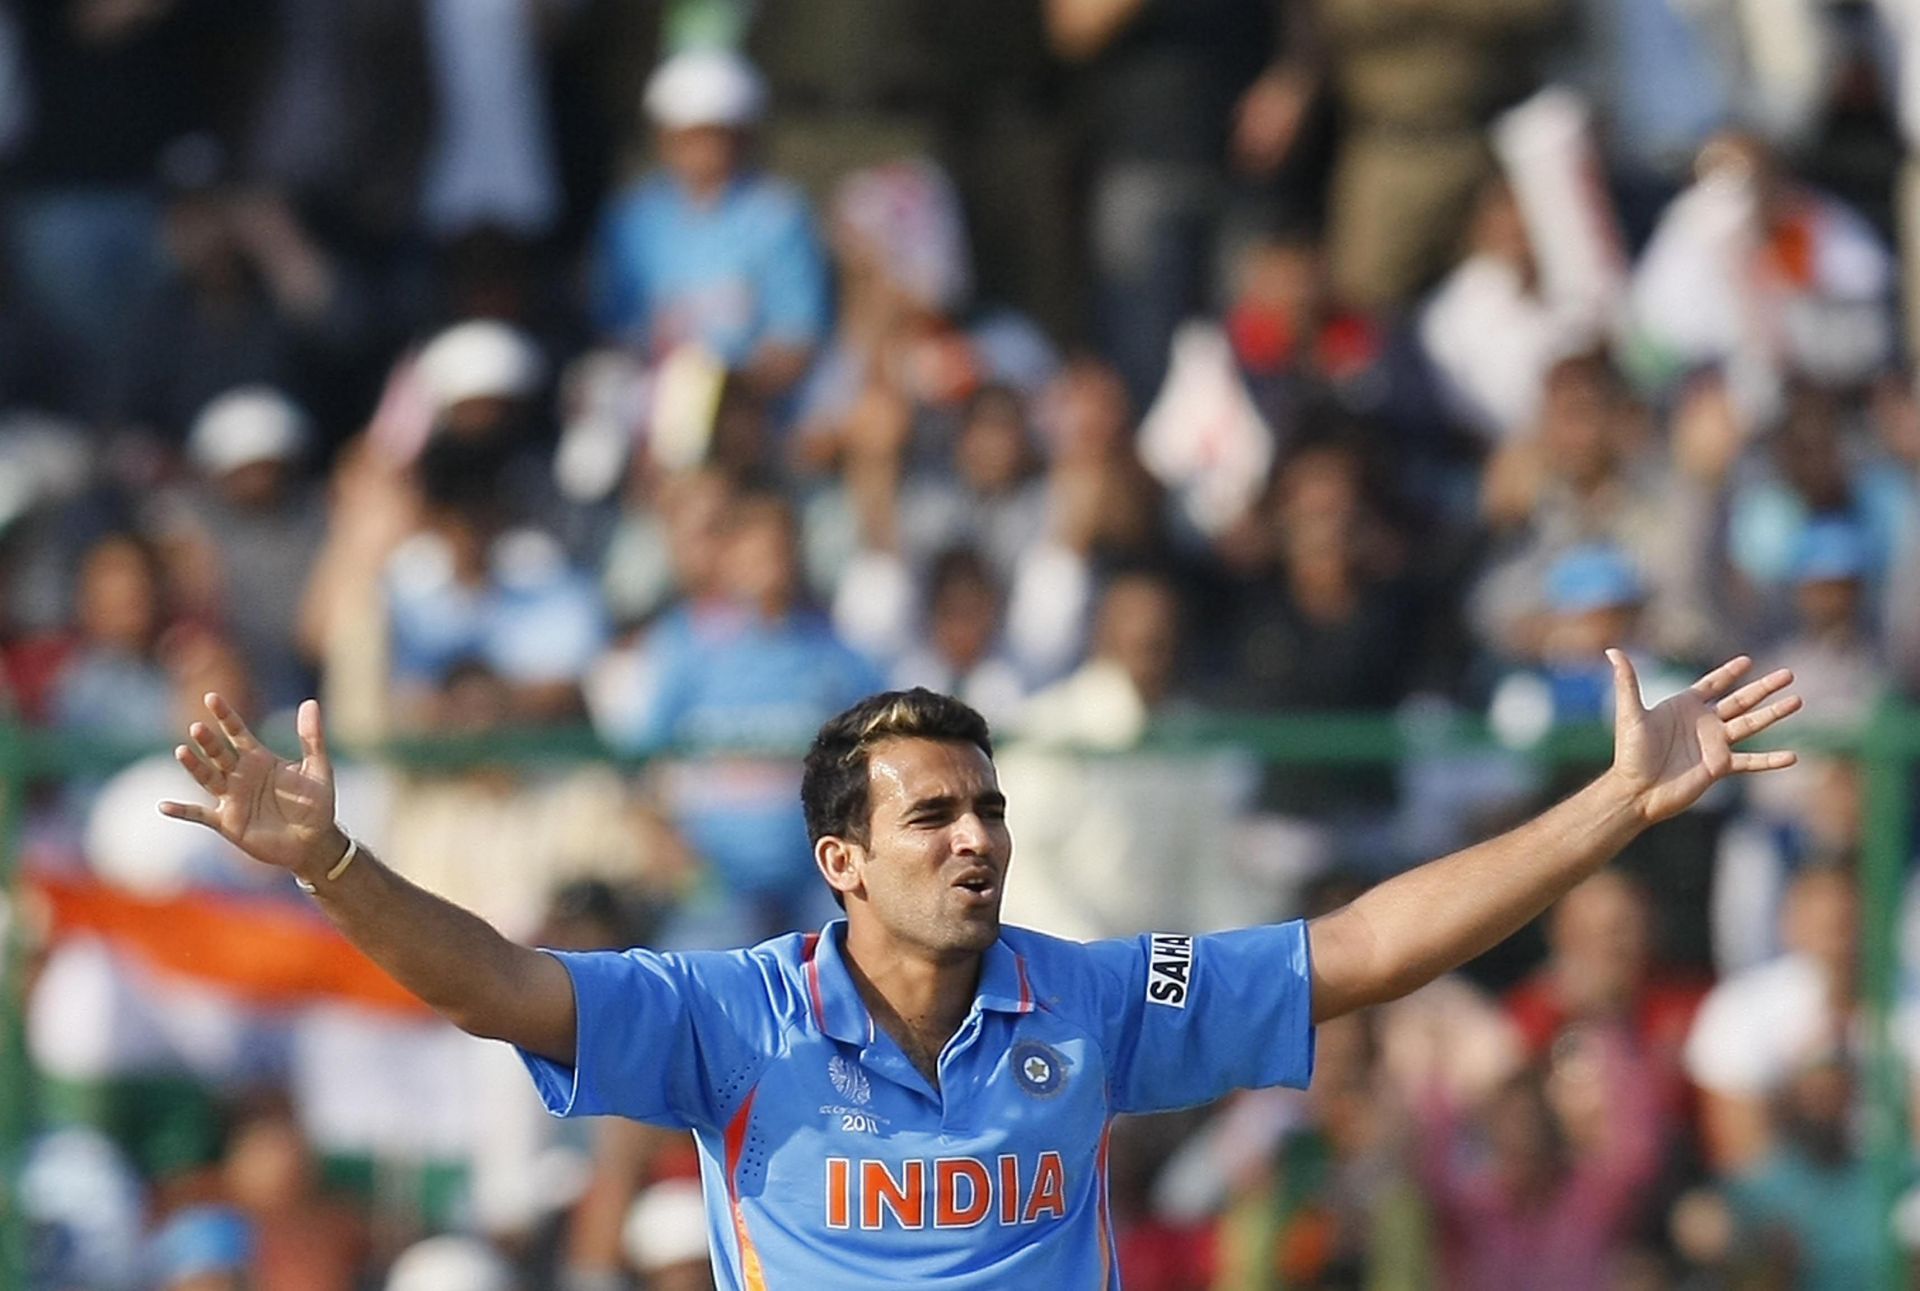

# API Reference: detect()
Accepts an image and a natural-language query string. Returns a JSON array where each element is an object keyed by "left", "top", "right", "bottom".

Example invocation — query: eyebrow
[{"left": 903, "top": 791, "right": 1007, "bottom": 815}]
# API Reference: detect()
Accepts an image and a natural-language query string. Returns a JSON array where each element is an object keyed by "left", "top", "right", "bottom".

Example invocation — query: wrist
[
  {"left": 293, "top": 825, "right": 354, "bottom": 887},
  {"left": 1590, "top": 768, "right": 1653, "bottom": 837}
]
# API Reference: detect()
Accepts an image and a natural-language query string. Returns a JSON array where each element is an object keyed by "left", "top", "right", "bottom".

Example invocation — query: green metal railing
[{"left": 0, "top": 707, "right": 1907, "bottom": 1287}]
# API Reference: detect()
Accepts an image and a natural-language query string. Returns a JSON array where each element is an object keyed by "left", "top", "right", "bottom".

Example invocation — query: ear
[{"left": 815, "top": 835, "right": 864, "bottom": 903}]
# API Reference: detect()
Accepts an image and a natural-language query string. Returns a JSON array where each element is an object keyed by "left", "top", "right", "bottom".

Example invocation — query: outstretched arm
[
  {"left": 1308, "top": 652, "right": 1800, "bottom": 1023},
  {"left": 158, "top": 695, "right": 578, "bottom": 1062}
]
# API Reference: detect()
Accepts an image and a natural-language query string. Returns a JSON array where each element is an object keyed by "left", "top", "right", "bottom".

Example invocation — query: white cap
[
  {"left": 187, "top": 386, "right": 308, "bottom": 475},
  {"left": 643, "top": 49, "right": 766, "bottom": 130},
  {"left": 416, "top": 320, "right": 546, "bottom": 412},
  {"left": 384, "top": 1235, "right": 513, "bottom": 1291},
  {"left": 622, "top": 1179, "right": 711, "bottom": 1273}
]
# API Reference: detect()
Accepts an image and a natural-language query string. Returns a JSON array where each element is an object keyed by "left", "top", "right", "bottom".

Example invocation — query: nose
[{"left": 951, "top": 811, "right": 989, "bottom": 855}]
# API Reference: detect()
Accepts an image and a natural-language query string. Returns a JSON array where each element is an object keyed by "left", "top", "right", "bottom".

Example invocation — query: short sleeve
[
  {"left": 517, "top": 946, "right": 782, "bottom": 1131},
  {"left": 1083, "top": 922, "right": 1316, "bottom": 1115}
]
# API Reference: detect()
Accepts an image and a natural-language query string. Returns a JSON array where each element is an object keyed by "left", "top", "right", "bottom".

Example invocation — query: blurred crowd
[{"left": 7, "top": 0, "right": 1920, "bottom": 1288}]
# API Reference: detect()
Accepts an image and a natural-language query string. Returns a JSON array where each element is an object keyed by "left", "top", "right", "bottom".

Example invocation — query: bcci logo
[
  {"left": 829, "top": 1055, "right": 871, "bottom": 1106},
  {"left": 1011, "top": 1040, "right": 1067, "bottom": 1099}
]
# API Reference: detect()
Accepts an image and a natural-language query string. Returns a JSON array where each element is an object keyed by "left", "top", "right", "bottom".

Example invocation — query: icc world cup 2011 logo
[{"left": 829, "top": 1055, "right": 872, "bottom": 1106}]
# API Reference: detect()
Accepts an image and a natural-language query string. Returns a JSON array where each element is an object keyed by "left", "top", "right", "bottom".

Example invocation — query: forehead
[{"left": 864, "top": 737, "right": 998, "bottom": 810}]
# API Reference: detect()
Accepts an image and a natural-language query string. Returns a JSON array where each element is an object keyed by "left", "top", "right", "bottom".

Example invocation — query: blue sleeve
[
  {"left": 517, "top": 947, "right": 782, "bottom": 1131},
  {"left": 755, "top": 198, "right": 829, "bottom": 347},
  {"left": 1084, "top": 922, "right": 1316, "bottom": 1115}
]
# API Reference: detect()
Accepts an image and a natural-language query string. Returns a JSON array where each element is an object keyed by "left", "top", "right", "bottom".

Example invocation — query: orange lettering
[
  {"left": 861, "top": 1159, "right": 925, "bottom": 1230},
  {"left": 825, "top": 1158, "right": 850, "bottom": 1229},
  {"left": 1022, "top": 1151, "right": 1067, "bottom": 1223},
  {"left": 998, "top": 1154, "right": 1020, "bottom": 1225},
  {"left": 935, "top": 1158, "right": 992, "bottom": 1228}
]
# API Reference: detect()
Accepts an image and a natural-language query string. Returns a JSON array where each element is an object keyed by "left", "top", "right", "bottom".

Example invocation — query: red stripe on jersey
[
  {"left": 724, "top": 1086, "right": 768, "bottom": 1291},
  {"left": 1095, "top": 1120, "right": 1116, "bottom": 1287},
  {"left": 802, "top": 932, "right": 826, "bottom": 1032}
]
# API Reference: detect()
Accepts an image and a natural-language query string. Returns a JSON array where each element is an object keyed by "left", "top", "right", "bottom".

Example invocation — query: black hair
[{"left": 800, "top": 689, "right": 994, "bottom": 906}]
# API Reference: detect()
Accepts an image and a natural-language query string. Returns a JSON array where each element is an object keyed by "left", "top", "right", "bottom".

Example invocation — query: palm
[
  {"left": 1607, "top": 651, "right": 1800, "bottom": 826},
  {"left": 213, "top": 744, "right": 335, "bottom": 869},
  {"left": 160, "top": 695, "right": 339, "bottom": 874}
]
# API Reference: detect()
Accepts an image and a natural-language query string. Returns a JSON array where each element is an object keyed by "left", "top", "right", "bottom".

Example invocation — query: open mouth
[{"left": 952, "top": 870, "right": 998, "bottom": 902}]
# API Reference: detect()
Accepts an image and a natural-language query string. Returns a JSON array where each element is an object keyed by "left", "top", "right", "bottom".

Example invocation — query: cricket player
[{"left": 160, "top": 651, "right": 1799, "bottom": 1288}]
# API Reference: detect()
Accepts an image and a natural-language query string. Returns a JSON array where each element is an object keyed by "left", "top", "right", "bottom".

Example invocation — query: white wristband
[{"left": 295, "top": 835, "right": 359, "bottom": 894}]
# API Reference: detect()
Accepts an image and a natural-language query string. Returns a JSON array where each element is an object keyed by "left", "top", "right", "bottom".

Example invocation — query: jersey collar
[{"left": 804, "top": 920, "right": 1035, "bottom": 1046}]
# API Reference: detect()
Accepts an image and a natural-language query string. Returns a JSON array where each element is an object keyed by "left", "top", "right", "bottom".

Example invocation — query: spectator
[
  {"left": 1631, "top": 132, "right": 1895, "bottom": 416},
  {"left": 1554, "top": 0, "right": 1732, "bottom": 244},
  {"left": 1420, "top": 178, "right": 1606, "bottom": 446},
  {"left": 1472, "top": 352, "right": 1724, "bottom": 663},
  {"left": 405, "top": 317, "right": 569, "bottom": 536},
  {"left": 108, "top": 172, "right": 362, "bottom": 438},
  {"left": 822, "top": 383, "right": 1051, "bottom": 667},
  {"left": 380, "top": 436, "right": 607, "bottom": 729},
  {"left": 994, "top": 356, "right": 1169, "bottom": 682},
  {"left": 1016, "top": 569, "right": 1188, "bottom": 749},
  {"left": 1502, "top": 872, "right": 1707, "bottom": 1132},
  {"left": 1722, "top": 1056, "right": 1882, "bottom": 1291},
  {"left": 1223, "top": 439, "right": 1422, "bottom": 714},
  {"left": 888, "top": 547, "right": 1030, "bottom": 730},
  {"left": 1683, "top": 866, "right": 1896, "bottom": 1172},
  {"left": 48, "top": 532, "right": 177, "bottom": 741},
  {"left": 1763, "top": 518, "right": 1890, "bottom": 720},
  {"left": 220, "top": 1096, "right": 368, "bottom": 1291},
  {"left": 593, "top": 49, "right": 829, "bottom": 398},
  {"left": 791, "top": 157, "right": 1057, "bottom": 477},
  {"left": 153, "top": 387, "right": 326, "bottom": 711},
  {"left": 1198, "top": 1012, "right": 1433, "bottom": 1290},
  {"left": 1486, "top": 544, "right": 1696, "bottom": 747},
  {"left": 999, "top": 572, "right": 1266, "bottom": 939},
  {"left": 417, "top": 0, "right": 562, "bottom": 246},
  {"left": 1312, "top": 0, "right": 1562, "bottom": 310},
  {"left": 1046, "top": 0, "right": 1318, "bottom": 403},
  {"left": 1228, "top": 232, "right": 1440, "bottom": 450},
  {"left": 596, "top": 489, "right": 883, "bottom": 945},
  {"left": 1416, "top": 1046, "right": 1663, "bottom": 1291},
  {"left": 7, "top": 0, "right": 258, "bottom": 410},
  {"left": 1724, "top": 383, "right": 1914, "bottom": 632},
  {"left": 600, "top": 464, "right": 738, "bottom": 632}
]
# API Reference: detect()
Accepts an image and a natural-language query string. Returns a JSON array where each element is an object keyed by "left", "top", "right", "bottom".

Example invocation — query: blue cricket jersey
[{"left": 519, "top": 919, "right": 1315, "bottom": 1289}]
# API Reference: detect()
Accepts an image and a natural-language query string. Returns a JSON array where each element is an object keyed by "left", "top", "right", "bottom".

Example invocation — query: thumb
[
  {"left": 1607, "top": 648, "right": 1645, "bottom": 718},
  {"left": 297, "top": 699, "right": 333, "bottom": 781}
]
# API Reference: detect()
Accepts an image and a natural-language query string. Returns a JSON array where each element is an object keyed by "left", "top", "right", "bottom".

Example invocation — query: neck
[{"left": 843, "top": 920, "right": 984, "bottom": 1084}]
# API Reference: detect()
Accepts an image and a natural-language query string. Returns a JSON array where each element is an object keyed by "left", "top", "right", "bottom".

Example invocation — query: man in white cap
[
  {"left": 624, "top": 1179, "right": 716, "bottom": 1291},
  {"left": 593, "top": 48, "right": 829, "bottom": 398},
  {"left": 384, "top": 1234, "right": 514, "bottom": 1291},
  {"left": 158, "top": 386, "right": 325, "bottom": 710}
]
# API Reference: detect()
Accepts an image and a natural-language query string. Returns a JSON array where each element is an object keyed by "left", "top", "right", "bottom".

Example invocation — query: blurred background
[{"left": 4, "top": 0, "right": 1920, "bottom": 1287}]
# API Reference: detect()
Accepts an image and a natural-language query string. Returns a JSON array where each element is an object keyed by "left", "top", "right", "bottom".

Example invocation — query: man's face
[
  {"left": 660, "top": 125, "right": 743, "bottom": 193},
  {"left": 838, "top": 738, "right": 1012, "bottom": 957}
]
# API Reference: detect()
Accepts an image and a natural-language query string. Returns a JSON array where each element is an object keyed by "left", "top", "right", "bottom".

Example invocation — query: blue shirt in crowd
[
  {"left": 593, "top": 171, "right": 830, "bottom": 366},
  {"left": 612, "top": 603, "right": 882, "bottom": 898},
  {"left": 520, "top": 918, "right": 1316, "bottom": 1289},
  {"left": 385, "top": 530, "right": 609, "bottom": 689}
]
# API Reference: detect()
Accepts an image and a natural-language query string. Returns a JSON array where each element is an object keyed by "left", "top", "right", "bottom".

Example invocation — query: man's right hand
[{"left": 159, "top": 694, "right": 345, "bottom": 884}]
